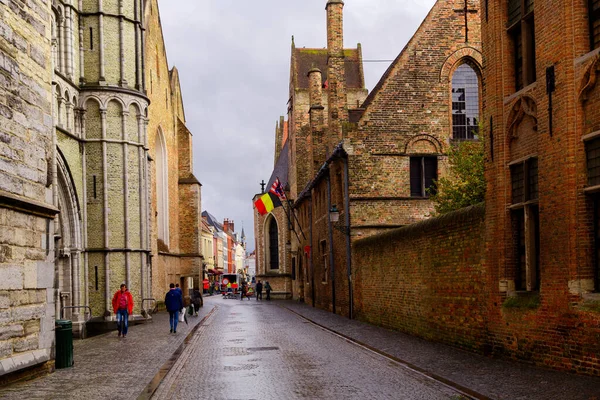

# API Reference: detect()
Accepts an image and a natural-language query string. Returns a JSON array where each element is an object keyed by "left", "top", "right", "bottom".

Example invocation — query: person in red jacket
[{"left": 112, "top": 284, "right": 134, "bottom": 338}]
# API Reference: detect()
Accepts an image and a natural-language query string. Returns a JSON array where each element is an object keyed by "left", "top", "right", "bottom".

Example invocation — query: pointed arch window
[
  {"left": 266, "top": 216, "right": 279, "bottom": 270},
  {"left": 452, "top": 63, "right": 479, "bottom": 140},
  {"left": 155, "top": 129, "right": 169, "bottom": 246}
]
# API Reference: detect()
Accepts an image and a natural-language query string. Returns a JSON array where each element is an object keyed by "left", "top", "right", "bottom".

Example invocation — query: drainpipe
[
  {"left": 101, "top": 109, "right": 110, "bottom": 316},
  {"left": 309, "top": 196, "right": 315, "bottom": 307},
  {"left": 327, "top": 173, "right": 336, "bottom": 314},
  {"left": 343, "top": 155, "right": 353, "bottom": 319}
]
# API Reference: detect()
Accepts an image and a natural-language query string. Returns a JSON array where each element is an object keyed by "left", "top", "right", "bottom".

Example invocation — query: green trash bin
[{"left": 55, "top": 320, "right": 73, "bottom": 369}]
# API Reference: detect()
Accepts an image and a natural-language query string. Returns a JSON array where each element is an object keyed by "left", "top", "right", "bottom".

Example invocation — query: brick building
[
  {"left": 0, "top": 0, "right": 202, "bottom": 380},
  {"left": 254, "top": 0, "right": 482, "bottom": 314},
  {"left": 480, "top": 0, "right": 600, "bottom": 373}
]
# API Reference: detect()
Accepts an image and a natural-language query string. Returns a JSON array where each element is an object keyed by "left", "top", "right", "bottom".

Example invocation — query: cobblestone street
[
  {"left": 1, "top": 296, "right": 599, "bottom": 399},
  {"left": 150, "top": 298, "right": 461, "bottom": 400}
]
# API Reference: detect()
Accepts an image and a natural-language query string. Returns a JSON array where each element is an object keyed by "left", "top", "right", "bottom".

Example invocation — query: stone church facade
[{"left": 1, "top": 0, "right": 202, "bottom": 380}]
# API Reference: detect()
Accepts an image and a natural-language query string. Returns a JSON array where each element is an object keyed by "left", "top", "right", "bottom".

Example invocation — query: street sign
[{"left": 222, "top": 278, "right": 229, "bottom": 285}]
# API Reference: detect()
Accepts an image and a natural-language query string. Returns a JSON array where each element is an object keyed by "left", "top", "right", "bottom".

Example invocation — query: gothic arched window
[
  {"left": 266, "top": 216, "right": 279, "bottom": 270},
  {"left": 155, "top": 128, "right": 169, "bottom": 246},
  {"left": 451, "top": 63, "right": 479, "bottom": 140}
]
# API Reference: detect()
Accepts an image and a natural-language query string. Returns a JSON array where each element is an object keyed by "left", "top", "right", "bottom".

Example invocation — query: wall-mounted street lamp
[{"left": 329, "top": 205, "right": 350, "bottom": 235}]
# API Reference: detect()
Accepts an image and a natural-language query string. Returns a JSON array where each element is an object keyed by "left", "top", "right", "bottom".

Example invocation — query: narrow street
[{"left": 150, "top": 297, "right": 463, "bottom": 400}]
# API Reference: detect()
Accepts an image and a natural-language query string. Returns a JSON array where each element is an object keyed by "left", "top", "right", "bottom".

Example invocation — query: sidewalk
[
  {"left": 281, "top": 301, "right": 600, "bottom": 400},
  {"left": 0, "top": 300, "right": 216, "bottom": 400}
]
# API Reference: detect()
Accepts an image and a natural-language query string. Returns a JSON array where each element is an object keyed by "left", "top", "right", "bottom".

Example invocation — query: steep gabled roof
[
  {"left": 360, "top": 0, "right": 441, "bottom": 111},
  {"left": 202, "top": 211, "right": 223, "bottom": 232},
  {"left": 293, "top": 48, "right": 363, "bottom": 90},
  {"left": 267, "top": 140, "right": 289, "bottom": 191}
]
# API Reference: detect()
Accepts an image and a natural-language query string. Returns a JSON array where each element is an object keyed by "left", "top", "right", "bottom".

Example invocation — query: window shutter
[
  {"left": 410, "top": 158, "right": 423, "bottom": 197},
  {"left": 511, "top": 163, "right": 525, "bottom": 204},
  {"left": 424, "top": 157, "right": 438, "bottom": 196},
  {"left": 587, "top": 137, "right": 600, "bottom": 187},
  {"left": 591, "top": 0, "right": 600, "bottom": 50},
  {"left": 528, "top": 158, "right": 538, "bottom": 200},
  {"left": 508, "top": 0, "right": 522, "bottom": 27}
]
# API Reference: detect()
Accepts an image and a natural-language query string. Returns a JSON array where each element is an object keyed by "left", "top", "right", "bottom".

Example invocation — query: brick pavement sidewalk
[
  {"left": 281, "top": 301, "right": 600, "bottom": 400},
  {"left": 0, "top": 298, "right": 218, "bottom": 400}
]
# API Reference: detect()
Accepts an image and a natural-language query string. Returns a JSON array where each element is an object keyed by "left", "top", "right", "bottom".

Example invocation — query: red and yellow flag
[{"left": 254, "top": 192, "right": 279, "bottom": 216}]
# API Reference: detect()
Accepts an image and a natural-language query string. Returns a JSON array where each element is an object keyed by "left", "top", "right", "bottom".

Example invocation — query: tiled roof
[
  {"left": 202, "top": 211, "right": 223, "bottom": 231},
  {"left": 267, "top": 140, "right": 289, "bottom": 191},
  {"left": 293, "top": 48, "right": 363, "bottom": 89}
]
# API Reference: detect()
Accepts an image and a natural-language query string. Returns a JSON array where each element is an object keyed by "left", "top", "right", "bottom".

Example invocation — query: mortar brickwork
[
  {"left": 1, "top": 0, "right": 202, "bottom": 381},
  {"left": 0, "top": 0, "right": 58, "bottom": 379},
  {"left": 481, "top": 0, "right": 600, "bottom": 376}
]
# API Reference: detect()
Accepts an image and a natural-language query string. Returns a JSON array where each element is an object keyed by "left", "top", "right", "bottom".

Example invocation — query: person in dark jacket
[
  {"left": 191, "top": 288, "right": 202, "bottom": 316},
  {"left": 265, "top": 281, "right": 273, "bottom": 301},
  {"left": 255, "top": 280, "right": 263, "bottom": 301},
  {"left": 165, "top": 283, "right": 184, "bottom": 333}
]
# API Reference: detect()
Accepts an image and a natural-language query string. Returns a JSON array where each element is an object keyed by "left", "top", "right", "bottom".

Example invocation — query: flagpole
[
  {"left": 275, "top": 176, "right": 306, "bottom": 240},
  {"left": 288, "top": 199, "right": 306, "bottom": 240}
]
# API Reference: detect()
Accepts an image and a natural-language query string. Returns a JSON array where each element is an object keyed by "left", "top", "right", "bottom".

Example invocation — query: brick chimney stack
[
  {"left": 308, "top": 67, "right": 326, "bottom": 174},
  {"left": 326, "top": 0, "right": 344, "bottom": 56},
  {"left": 325, "top": 0, "right": 348, "bottom": 152}
]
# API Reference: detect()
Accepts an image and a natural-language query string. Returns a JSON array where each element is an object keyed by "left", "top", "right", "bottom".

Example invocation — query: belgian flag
[{"left": 254, "top": 179, "right": 285, "bottom": 216}]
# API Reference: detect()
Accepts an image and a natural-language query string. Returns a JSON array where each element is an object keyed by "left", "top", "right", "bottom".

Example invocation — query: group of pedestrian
[
  {"left": 254, "top": 280, "right": 272, "bottom": 301},
  {"left": 111, "top": 282, "right": 203, "bottom": 337}
]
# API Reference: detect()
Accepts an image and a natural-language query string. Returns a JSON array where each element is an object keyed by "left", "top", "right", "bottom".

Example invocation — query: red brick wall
[
  {"left": 481, "top": 0, "right": 600, "bottom": 376},
  {"left": 353, "top": 204, "right": 488, "bottom": 351}
]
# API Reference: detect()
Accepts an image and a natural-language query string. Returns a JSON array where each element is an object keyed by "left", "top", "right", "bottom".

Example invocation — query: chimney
[
  {"left": 230, "top": 220, "right": 234, "bottom": 233},
  {"left": 326, "top": 0, "right": 344, "bottom": 56},
  {"left": 325, "top": 0, "right": 348, "bottom": 149},
  {"left": 308, "top": 67, "right": 326, "bottom": 174}
]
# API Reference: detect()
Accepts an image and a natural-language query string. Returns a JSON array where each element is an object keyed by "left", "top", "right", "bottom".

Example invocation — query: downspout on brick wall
[
  {"left": 309, "top": 197, "right": 315, "bottom": 307},
  {"left": 327, "top": 173, "right": 336, "bottom": 314},
  {"left": 343, "top": 154, "right": 352, "bottom": 319}
]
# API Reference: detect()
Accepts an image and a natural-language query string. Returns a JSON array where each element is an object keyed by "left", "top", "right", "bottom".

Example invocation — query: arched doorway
[{"left": 55, "top": 151, "right": 84, "bottom": 333}]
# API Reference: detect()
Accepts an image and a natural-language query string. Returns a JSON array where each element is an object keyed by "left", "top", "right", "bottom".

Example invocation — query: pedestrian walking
[
  {"left": 241, "top": 283, "right": 250, "bottom": 300},
  {"left": 265, "top": 281, "right": 272, "bottom": 301},
  {"left": 165, "top": 283, "right": 184, "bottom": 333},
  {"left": 112, "top": 283, "right": 133, "bottom": 338},
  {"left": 191, "top": 288, "right": 202, "bottom": 316},
  {"left": 255, "top": 280, "right": 263, "bottom": 301}
]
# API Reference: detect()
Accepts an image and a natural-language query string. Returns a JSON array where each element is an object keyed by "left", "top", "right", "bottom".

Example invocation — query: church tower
[
  {"left": 52, "top": 0, "right": 151, "bottom": 329},
  {"left": 78, "top": 0, "right": 150, "bottom": 319}
]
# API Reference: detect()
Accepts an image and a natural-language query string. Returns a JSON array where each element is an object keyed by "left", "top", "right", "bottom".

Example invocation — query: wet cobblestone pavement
[
  {"left": 0, "top": 303, "right": 213, "bottom": 400},
  {"left": 1, "top": 296, "right": 599, "bottom": 399},
  {"left": 282, "top": 301, "right": 600, "bottom": 400},
  {"left": 151, "top": 298, "right": 462, "bottom": 400}
]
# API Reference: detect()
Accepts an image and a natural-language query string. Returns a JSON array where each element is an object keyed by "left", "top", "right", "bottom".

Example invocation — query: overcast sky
[{"left": 158, "top": 0, "right": 437, "bottom": 252}]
